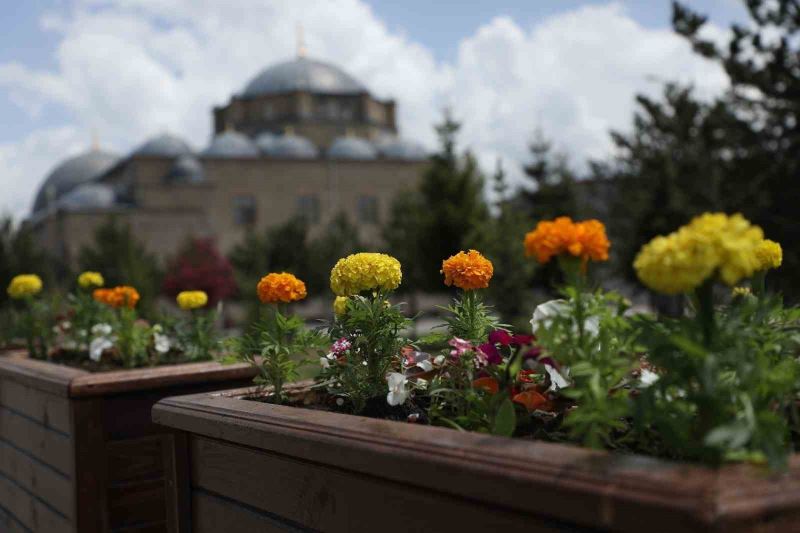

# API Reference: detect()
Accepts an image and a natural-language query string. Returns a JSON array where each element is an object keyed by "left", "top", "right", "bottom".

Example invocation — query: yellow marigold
[
  {"left": 441, "top": 250, "right": 494, "bottom": 290},
  {"left": 732, "top": 286, "right": 752, "bottom": 297},
  {"left": 257, "top": 272, "right": 307, "bottom": 303},
  {"left": 93, "top": 286, "right": 140, "bottom": 308},
  {"left": 634, "top": 212, "right": 765, "bottom": 294},
  {"left": 330, "top": 253, "right": 402, "bottom": 296},
  {"left": 524, "top": 217, "right": 610, "bottom": 265},
  {"left": 177, "top": 290, "right": 208, "bottom": 310},
  {"left": 7, "top": 274, "right": 43, "bottom": 299},
  {"left": 755, "top": 239, "right": 782, "bottom": 271},
  {"left": 78, "top": 271, "right": 104, "bottom": 289},
  {"left": 333, "top": 296, "right": 349, "bottom": 316}
]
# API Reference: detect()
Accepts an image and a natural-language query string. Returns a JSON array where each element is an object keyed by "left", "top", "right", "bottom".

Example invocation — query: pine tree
[{"left": 520, "top": 129, "right": 578, "bottom": 221}]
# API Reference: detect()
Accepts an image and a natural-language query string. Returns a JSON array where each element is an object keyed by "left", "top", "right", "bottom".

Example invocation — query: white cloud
[{"left": 0, "top": 0, "right": 727, "bottom": 218}]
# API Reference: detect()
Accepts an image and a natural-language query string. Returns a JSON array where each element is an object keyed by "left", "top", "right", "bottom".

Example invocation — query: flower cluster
[
  {"left": 634, "top": 213, "right": 772, "bottom": 294},
  {"left": 256, "top": 272, "right": 307, "bottom": 303},
  {"left": 330, "top": 253, "right": 402, "bottom": 296},
  {"left": 441, "top": 250, "right": 494, "bottom": 290},
  {"left": 93, "top": 286, "right": 140, "bottom": 309},
  {"left": 176, "top": 290, "right": 208, "bottom": 310},
  {"left": 333, "top": 296, "right": 348, "bottom": 316},
  {"left": 7, "top": 274, "right": 43, "bottom": 299},
  {"left": 524, "top": 217, "right": 610, "bottom": 265},
  {"left": 78, "top": 271, "right": 104, "bottom": 289}
]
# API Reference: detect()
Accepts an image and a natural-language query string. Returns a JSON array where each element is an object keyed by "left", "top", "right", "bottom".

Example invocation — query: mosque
[{"left": 26, "top": 48, "right": 427, "bottom": 266}]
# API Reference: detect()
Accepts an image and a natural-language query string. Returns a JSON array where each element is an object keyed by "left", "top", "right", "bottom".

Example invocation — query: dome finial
[{"left": 296, "top": 22, "right": 307, "bottom": 58}]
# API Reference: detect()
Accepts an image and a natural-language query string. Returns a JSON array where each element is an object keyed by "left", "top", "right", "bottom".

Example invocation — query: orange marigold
[
  {"left": 257, "top": 272, "right": 307, "bottom": 304},
  {"left": 441, "top": 250, "right": 494, "bottom": 290},
  {"left": 94, "top": 286, "right": 140, "bottom": 308},
  {"left": 524, "top": 216, "right": 610, "bottom": 265}
]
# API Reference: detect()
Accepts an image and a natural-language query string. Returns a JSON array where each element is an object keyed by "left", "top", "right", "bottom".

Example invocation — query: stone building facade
[{"left": 27, "top": 55, "right": 427, "bottom": 267}]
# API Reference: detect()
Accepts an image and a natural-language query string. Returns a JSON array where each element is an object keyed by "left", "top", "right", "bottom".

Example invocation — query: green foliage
[
  {"left": 384, "top": 111, "right": 488, "bottom": 292},
  {"left": 78, "top": 217, "right": 162, "bottom": 316},
  {"left": 533, "top": 289, "right": 639, "bottom": 448},
  {"left": 0, "top": 217, "right": 56, "bottom": 308},
  {"left": 519, "top": 129, "right": 579, "bottom": 221},
  {"left": 14, "top": 296, "right": 54, "bottom": 360},
  {"left": 632, "top": 290, "right": 800, "bottom": 468},
  {"left": 440, "top": 290, "right": 500, "bottom": 343},
  {"left": 231, "top": 305, "right": 325, "bottom": 403},
  {"left": 321, "top": 294, "right": 411, "bottom": 413},
  {"left": 174, "top": 308, "right": 219, "bottom": 362}
]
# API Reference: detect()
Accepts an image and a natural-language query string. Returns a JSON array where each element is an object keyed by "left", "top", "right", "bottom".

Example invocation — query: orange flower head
[
  {"left": 524, "top": 217, "right": 609, "bottom": 266},
  {"left": 94, "top": 286, "right": 139, "bottom": 308},
  {"left": 257, "top": 272, "right": 307, "bottom": 304},
  {"left": 441, "top": 250, "right": 494, "bottom": 290},
  {"left": 472, "top": 376, "right": 500, "bottom": 394},
  {"left": 512, "top": 390, "right": 548, "bottom": 412}
]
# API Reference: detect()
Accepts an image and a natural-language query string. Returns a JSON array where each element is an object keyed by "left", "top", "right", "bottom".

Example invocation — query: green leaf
[{"left": 492, "top": 397, "right": 516, "bottom": 437}]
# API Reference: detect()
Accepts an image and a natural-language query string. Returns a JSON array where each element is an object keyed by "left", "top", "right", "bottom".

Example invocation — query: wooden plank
[
  {"left": 0, "top": 353, "right": 82, "bottom": 397},
  {"left": 107, "top": 478, "right": 166, "bottom": 530},
  {"left": 163, "top": 432, "right": 191, "bottom": 533},
  {"left": 107, "top": 436, "right": 164, "bottom": 485},
  {"left": 0, "top": 473, "right": 73, "bottom": 532},
  {"left": 0, "top": 407, "right": 73, "bottom": 477},
  {"left": 71, "top": 398, "right": 107, "bottom": 533},
  {"left": 0, "top": 440, "right": 73, "bottom": 519},
  {"left": 154, "top": 388, "right": 800, "bottom": 533},
  {"left": 0, "top": 502, "right": 32, "bottom": 533},
  {"left": 191, "top": 436, "right": 571, "bottom": 533},
  {"left": 192, "top": 489, "right": 308, "bottom": 533},
  {"left": 0, "top": 378, "right": 72, "bottom": 434},
  {"left": 69, "top": 361, "right": 256, "bottom": 397}
]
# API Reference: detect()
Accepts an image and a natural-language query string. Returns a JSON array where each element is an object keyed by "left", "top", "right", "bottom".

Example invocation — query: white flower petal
[{"left": 545, "top": 364, "right": 570, "bottom": 391}]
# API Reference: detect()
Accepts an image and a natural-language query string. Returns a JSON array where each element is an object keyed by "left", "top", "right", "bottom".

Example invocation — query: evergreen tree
[
  {"left": 307, "top": 213, "right": 362, "bottom": 294},
  {"left": 78, "top": 217, "right": 162, "bottom": 315},
  {"left": 384, "top": 111, "right": 488, "bottom": 292},
  {"left": 0, "top": 217, "right": 55, "bottom": 307},
  {"left": 672, "top": 0, "right": 800, "bottom": 298},
  {"left": 520, "top": 129, "right": 579, "bottom": 221}
]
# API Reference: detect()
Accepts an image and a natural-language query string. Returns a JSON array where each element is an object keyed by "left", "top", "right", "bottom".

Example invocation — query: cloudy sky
[{"left": 0, "top": 0, "right": 744, "bottom": 220}]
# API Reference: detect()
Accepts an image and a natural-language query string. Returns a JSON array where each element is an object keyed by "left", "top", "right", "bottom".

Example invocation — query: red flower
[
  {"left": 513, "top": 390, "right": 548, "bottom": 412},
  {"left": 473, "top": 377, "right": 500, "bottom": 394},
  {"left": 478, "top": 342, "right": 503, "bottom": 365},
  {"left": 488, "top": 329, "right": 513, "bottom": 346}
]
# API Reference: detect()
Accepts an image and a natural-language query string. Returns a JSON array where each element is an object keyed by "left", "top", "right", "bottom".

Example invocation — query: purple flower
[
  {"left": 478, "top": 342, "right": 502, "bottom": 365},
  {"left": 488, "top": 329, "right": 513, "bottom": 346},
  {"left": 332, "top": 337, "right": 351, "bottom": 355}
]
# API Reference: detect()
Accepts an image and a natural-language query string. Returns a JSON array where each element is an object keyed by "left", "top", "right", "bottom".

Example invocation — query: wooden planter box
[
  {"left": 153, "top": 385, "right": 800, "bottom": 533},
  {"left": 0, "top": 350, "right": 257, "bottom": 533}
]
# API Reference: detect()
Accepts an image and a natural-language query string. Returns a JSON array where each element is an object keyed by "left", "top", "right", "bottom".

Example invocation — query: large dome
[
  {"left": 202, "top": 131, "right": 260, "bottom": 158},
  {"left": 328, "top": 137, "right": 378, "bottom": 160},
  {"left": 32, "top": 149, "right": 120, "bottom": 213},
  {"left": 135, "top": 133, "right": 193, "bottom": 157},
  {"left": 241, "top": 57, "right": 366, "bottom": 97}
]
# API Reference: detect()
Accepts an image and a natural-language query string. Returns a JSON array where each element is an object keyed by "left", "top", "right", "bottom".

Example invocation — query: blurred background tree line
[{"left": 2, "top": 0, "right": 798, "bottom": 330}]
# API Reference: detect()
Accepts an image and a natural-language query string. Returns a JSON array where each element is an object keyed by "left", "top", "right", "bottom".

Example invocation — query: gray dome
[
  {"left": 377, "top": 137, "right": 428, "bottom": 160},
  {"left": 266, "top": 134, "right": 318, "bottom": 159},
  {"left": 242, "top": 57, "right": 366, "bottom": 97},
  {"left": 135, "top": 133, "right": 193, "bottom": 157},
  {"left": 328, "top": 137, "right": 378, "bottom": 160},
  {"left": 165, "top": 155, "right": 205, "bottom": 183},
  {"left": 254, "top": 132, "right": 278, "bottom": 154},
  {"left": 58, "top": 183, "right": 116, "bottom": 211},
  {"left": 32, "top": 149, "right": 120, "bottom": 213},
  {"left": 202, "top": 131, "right": 260, "bottom": 158}
]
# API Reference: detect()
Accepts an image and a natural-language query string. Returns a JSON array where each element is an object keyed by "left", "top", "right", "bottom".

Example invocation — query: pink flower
[
  {"left": 332, "top": 337, "right": 351, "bottom": 355},
  {"left": 448, "top": 337, "right": 473, "bottom": 358},
  {"left": 477, "top": 342, "right": 502, "bottom": 365}
]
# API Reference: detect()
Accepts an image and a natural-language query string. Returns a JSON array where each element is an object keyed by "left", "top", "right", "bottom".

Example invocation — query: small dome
[
  {"left": 135, "top": 133, "right": 193, "bottom": 157},
  {"left": 266, "top": 134, "right": 318, "bottom": 159},
  {"left": 377, "top": 137, "right": 428, "bottom": 160},
  {"left": 254, "top": 132, "right": 278, "bottom": 154},
  {"left": 328, "top": 137, "right": 378, "bottom": 160},
  {"left": 59, "top": 183, "right": 116, "bottom": 211},
  {"left": 242, "top": 57, "right": 366, "bottom": 98},
  {"left": 32, "top": 149, "right": 120, "bottom": 213},
  {"left": 202, "top": 131, "right": 260, "bottom": 158},
  {"left": 165, "top": 155, "right": 205, "bottom": 183}
]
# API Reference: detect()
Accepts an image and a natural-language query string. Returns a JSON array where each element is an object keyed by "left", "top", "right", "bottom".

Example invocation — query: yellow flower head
[
  {"left": 177, "top": 290, "right": 208, "bottom": 310},
  {"left": 330, "top": 253, "right": 402, "bottom": 296},
  {"left": 333, "top": 296, "right": 349, "bottom": 316},
  {"left": 78, "top": 271, "right": 104, "bottom": 289},
  {"left": 257, "top": 272, "right": 307, "bottom": 303},
  {"left": 524, "top": 217, "right": 610, "bottom": 266},
  {"left": 441, "top": 250, "right": 494, "bottom": 290},
  {"left": 755, "top": 239, "right": 782, "bottom": 271},
  {"left": 732, "top": 286, "right": 752, "bottom": 298},
  {"left": 7, "top": 274, "right": 43, "bottom": 299},
  {"left": 634, "top": 213, "right": 765, "bottom": 294}
]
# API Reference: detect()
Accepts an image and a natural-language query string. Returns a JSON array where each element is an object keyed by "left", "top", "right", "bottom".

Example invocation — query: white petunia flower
[
  {"left": 91, "top": 323, "right": 113, "bottom": 336},
  {"left": 530, "top": 299, "right": 599, "bottom": 337},
  {"left": 89, "top": 337, "right": 114, "bottom": 362},
  {"left": 153, "top": 333, "right": 170, "bottom": 354},
  {"left": 319, "top": 357, "right": 330, "bottom": 369},
  {"left": 545, "top": 364, "right": 570, "bottom": 392},
  {"left": 639, "top": 368, "right": 660, "bottom": 387},
  {"left": 386, "top": 372, "right": 409, "bottom": 406},
  {"left": 416, "top": 359, "right": 433, "bottom": 372}
]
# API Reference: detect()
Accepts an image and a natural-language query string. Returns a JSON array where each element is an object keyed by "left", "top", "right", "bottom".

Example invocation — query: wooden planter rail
[
  {"left": 0, "top": 350, "right": 256, "bottom": 533},
  {"left": 153, "top": 385, "right": 800, "bottom": 533}
]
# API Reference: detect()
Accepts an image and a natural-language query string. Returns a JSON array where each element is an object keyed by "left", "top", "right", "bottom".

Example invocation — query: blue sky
[{"left": 0, "top": 1, "right": 743, "bottom": 219}]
